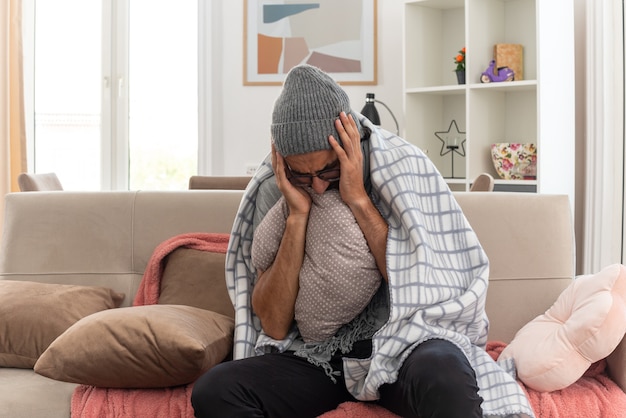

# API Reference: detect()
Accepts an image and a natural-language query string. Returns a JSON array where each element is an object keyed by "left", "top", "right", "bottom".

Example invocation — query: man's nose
[{"left": 311, "top": 177, "right": 329, "bottom": 194}]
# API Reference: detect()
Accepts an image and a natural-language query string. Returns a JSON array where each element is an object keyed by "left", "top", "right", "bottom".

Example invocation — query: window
[
  {"left": 25, "top": 0, "right": 205, "bottom": 190},
  {"left": 31, "top": 0, "right": 102, "bottom": 190}
]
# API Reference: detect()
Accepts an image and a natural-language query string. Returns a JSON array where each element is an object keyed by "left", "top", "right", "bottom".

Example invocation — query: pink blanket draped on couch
[
  {"left": 70, "top": 234, "right": 626, "bottom": 418},
  {"left": 70, "top": 233, "right": 229, "bottom": 418}
]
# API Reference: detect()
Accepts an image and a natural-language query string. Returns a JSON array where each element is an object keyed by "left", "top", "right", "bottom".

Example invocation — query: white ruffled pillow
[{"left": 499, "top": 263, "right": 626, "bottom": 392}]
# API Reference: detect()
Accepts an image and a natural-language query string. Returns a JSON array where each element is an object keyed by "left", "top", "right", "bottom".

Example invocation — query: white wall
[{"left": 209, "top": 0, "right": 405, "bottom": 176}]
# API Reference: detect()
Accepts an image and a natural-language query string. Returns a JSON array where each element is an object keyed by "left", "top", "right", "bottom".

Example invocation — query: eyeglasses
[{"left": 287, "top": 164, "right": 341, "bottom": 187}]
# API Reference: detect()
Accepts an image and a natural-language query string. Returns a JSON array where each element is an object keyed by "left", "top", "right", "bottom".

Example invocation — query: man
[{"left": 192, "top": 65, "right": 533, "bottom": 418}]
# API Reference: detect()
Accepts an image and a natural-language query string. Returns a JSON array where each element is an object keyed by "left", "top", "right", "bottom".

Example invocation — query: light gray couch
[{"left": 0, "top": 190, "right": 624, "bottom": 418}]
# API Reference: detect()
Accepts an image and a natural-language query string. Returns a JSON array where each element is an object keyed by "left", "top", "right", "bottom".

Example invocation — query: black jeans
[{"left": 191, "top": 339, "right": 483, "bottom": 418}]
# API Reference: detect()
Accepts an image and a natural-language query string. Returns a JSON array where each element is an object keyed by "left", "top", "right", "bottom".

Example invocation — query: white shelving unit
[{"left": 403, "top": 0, "right": 575, "bottom": 202}]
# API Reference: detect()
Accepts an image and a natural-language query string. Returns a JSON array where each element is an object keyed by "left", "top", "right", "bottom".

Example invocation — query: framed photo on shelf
[{"left": 243, "top": 0, "right": 377, "bottom": 86}]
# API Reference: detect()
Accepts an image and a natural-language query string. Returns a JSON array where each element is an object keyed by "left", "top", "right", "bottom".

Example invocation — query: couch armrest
[{"left": 607, "top": 335, "right": 626, "bottom": 393}]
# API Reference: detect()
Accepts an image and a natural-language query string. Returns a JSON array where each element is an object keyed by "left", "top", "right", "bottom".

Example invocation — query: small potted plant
[{"left": 454, "top": 47, "right": 466, "bottom": 84}]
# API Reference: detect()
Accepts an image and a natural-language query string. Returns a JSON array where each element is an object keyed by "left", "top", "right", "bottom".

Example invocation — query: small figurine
[{"left": 480, "top": 60, "right": 515, "bottom": 83}]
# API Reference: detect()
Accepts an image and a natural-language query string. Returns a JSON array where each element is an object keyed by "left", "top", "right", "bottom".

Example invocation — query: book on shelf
[{"left": 494, "top": 43, "right": 523, "bottom": 81}]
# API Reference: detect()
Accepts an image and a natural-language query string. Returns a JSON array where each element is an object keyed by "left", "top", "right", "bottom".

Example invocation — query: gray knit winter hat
[{"left": 271, "top": 64, "right": 363, "bottom": 156}]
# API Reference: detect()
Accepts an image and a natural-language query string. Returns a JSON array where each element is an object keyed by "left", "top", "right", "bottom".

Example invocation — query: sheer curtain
[
  {"left": 582, "top": 0, "right": 625, "bottom": 273},
  {"left": 1, "top": 0, "right": 27, "bottom": 236}
]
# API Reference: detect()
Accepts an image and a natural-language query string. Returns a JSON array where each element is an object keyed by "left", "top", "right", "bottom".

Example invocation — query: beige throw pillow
[
  {"left": 0, "top": 280, "right": 124, "bottom": 368},
  {"left": 158, "top": 248, "right": 234, "bottom": 319},
  {"left": 34, "top": 304, "right": 235, "bottom": 388}
]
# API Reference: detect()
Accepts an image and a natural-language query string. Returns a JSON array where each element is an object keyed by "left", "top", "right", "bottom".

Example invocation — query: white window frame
[{"left": 22, "top": 0, "right": 212, "bottom": 190}]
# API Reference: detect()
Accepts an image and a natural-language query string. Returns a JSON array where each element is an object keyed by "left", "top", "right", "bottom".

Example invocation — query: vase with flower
[{"left": 454, "top": 47, "right": 466, "bottom": 85}]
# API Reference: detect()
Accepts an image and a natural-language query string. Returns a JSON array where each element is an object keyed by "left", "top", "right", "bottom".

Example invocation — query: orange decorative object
[{"left": 257, "top": 34, "right": 283, "bottom": 74}]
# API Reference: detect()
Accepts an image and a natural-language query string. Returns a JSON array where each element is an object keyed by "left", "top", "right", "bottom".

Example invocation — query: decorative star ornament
[{"left": 435, "top": 120, "right": 466, "bottom": 157}]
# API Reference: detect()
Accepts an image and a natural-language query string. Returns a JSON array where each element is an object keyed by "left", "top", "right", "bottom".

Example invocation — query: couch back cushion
[
  {"left": 0, "top": 190, "right": 244, "bottom": 307},
  {"left": 453, "top": 192, "right": 575, "bottom": 342}
]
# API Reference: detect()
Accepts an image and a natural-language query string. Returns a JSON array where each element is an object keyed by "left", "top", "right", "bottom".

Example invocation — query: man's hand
[
  {"left": 271, "top": 143, "right": 311, "bottom": 216},
  {"left": 329, "top": 112, "right": 368, "bottom": 207}
]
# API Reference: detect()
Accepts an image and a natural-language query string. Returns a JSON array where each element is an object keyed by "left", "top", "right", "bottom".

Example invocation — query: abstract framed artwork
[{"left": 243, "top": 0, "right": 377, "bottom": 85}]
